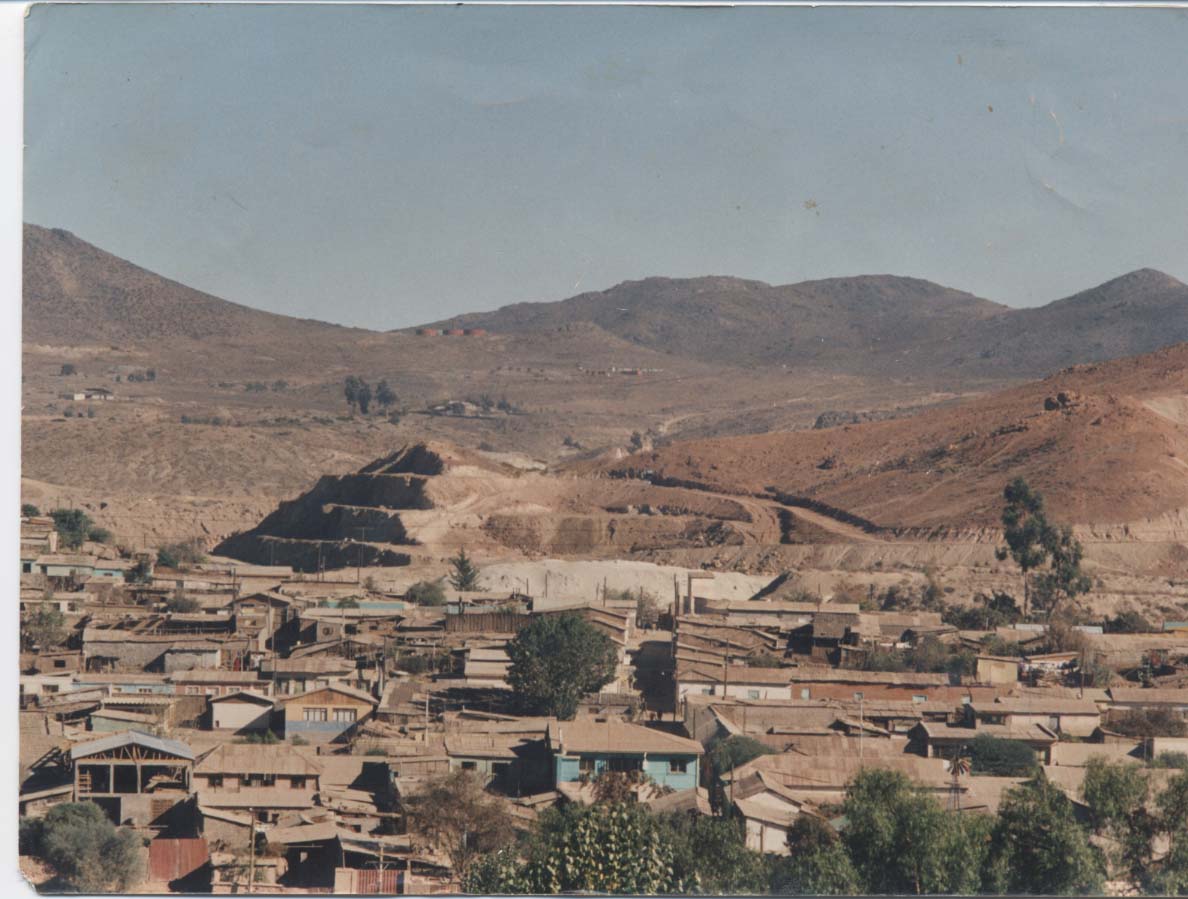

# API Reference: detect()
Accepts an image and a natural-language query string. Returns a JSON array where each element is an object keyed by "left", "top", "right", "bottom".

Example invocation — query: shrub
[
  {"left": 969, "top": 734, "right": 1039, "bottom": 777},
  {"left": 406, "top": 580, "right": 447, "bottom": 606},
  {"left": 21, "top": 503, "right": 40, "bottom": 517},
  {"left": 35, "top": 801, "right": 145, "bottom": 892}
]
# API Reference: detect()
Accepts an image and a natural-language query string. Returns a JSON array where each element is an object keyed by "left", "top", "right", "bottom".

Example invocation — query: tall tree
[
  {"left": 660, "top": 813, "right": 769, "bottom": 895},
  {"left": 772, "top": 815, "right": 860, "bottom": 896},
  {"left": 1031, "top": 524, "right": 1092, "bottom": 619},
  {"left": 996, "top": 478, "right": 1054, "bottom": 618},
  {"left": 343, "top": 375, "right": 362, "bottom": 412},
  {"left": 356, "top": 380, "right": 372, "bottom": 415},
  {"left": 505, "top": 613, "right": 618, "bottom": 718},
  {"left": 988, "top": 773, "right": 1105, "bottom": 895},
  {"left": 22, "top": 604, "right": 66, "bottom": 651},
  {"left": 402, "top": 770, "right": 513, "bottom": 881},
  {"left": 376, "top": 379, "right": 397, "bottom": 411},
  {"left": 448, "top": 548, "right": 482, "bottom": 591}
]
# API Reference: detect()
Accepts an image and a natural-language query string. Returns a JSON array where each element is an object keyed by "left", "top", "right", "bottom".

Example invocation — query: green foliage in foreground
[{"left": 20, "top": 802, "right": 145, "bottom": 893}]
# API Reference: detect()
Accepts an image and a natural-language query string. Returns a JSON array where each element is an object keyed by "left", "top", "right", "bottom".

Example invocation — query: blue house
[{"left": 547, "top": 720, "right": 702, "bottom": 791}]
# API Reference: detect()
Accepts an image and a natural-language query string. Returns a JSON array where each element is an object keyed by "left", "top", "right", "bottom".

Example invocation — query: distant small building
[
  {"left": 976, "top": 655, "right": 1020, "bottom": 686},
  {"left": 70, "top": 730, "right": 194, "bottom": 827}
]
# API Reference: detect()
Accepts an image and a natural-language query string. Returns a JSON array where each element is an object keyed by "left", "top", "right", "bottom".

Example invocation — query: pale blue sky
[{"left": 23, "top": 4, "right": 1188, "bottom": 329}]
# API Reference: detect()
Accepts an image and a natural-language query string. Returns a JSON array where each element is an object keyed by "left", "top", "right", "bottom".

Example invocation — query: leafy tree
[
  {"left": 128, "top": 558, "right": 153, "bottom": 585},
  {"left": 447, "top": 548, "right": 482, "bottom": 591},
  {"left": 475, "top": 802, "right": 682, "bottom": 894},
  {"left": 1152, "top": 752, "right": 1188, "bottom": 770},
  {"left": 22, "top": 605, "right": 66, "bottom": 651},
  {"left": 660, "top": 812, "right": 769, "bottom": 894},
  {"left": 771, "top": 815, "right": 860, "bottom": 896},
  {"left": 968, "top": 734, "right": 1039, "bottom": 777},
  {"left": 59, "top": 363, "right": 76, "bottom": 376},
  {"left": 841, "top": 768, "right": 982, "bottom": 895},
  {"left": 988, "top": 774, "right": 1105, "bottom": 895},
  {"left": 1030, "top": 524, "right": 1092, "bottom": 619},
  {"left": 335, "top": 596, "right": 360, "bottom": 609},
  {"left": 402, "top": 770, "right": 513, "bottom": 881},
  {"left": 21, "top": 503, "right": 40, "bottom": 517},
  {"left": 505, "top": 613, "right": 618, "bottom": 718},
  {"left": 709, "top": 735, "right": 775, "bottom": 781},
  {"left": 50, "top": 508, "right": 94, "bottom": 550},
  {"left": 34, "top": 801, "right": 145, "bottom": 892},
  {"left": 636, "top": 591, "right": 660, "bottom": 629},
  {"left": 87, "top": 526, "right": 112, "bottom": 544},
  {"left": 1157, "top": 770, "right": 1188, "bottom": 836},
  {"left": 405, "top": 580, "right": 447, "bottom": 606},
  {"left": 1082, "top": 757, "right": 1149, "bottom": 833},
  {"left": 376, "top": 379, "right": 397, "bottom": 410},
  {"left": 343, "top": 375, "right": 362, "bottom": 412},
  {"left": 996, "top": 477, "right": 1054, "bottom": 618},
  {"left": 357, "top": 380, "right": 372, "bottom": 415},
  {"left": 156, "top": 539, "right": 207, "bottom": 570}
]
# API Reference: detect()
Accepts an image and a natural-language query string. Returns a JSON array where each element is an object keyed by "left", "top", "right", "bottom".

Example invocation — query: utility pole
[
  {"left": 247, "top": 809, "right": 256, "bottom": 894},
  {"left": 356, "top": 527, "right": 368, "bottom": 585},
  {"left": 856, "top": 691, "right": 865, "bottom": 765}
]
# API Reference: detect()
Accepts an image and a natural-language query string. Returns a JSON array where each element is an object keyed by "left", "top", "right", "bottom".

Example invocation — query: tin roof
[{"left": 70, "top": 729, "right": 194, "bottom": 761}]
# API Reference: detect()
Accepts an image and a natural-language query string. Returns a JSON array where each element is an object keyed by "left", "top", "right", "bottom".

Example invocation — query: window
[
  {"left": 208, "top": 775, "right": 224, "bottom": 788},
  {"left": 460, "top": 761, "right": 477, "bottom": 771},
  {"left": 333, "top": 708, "right": 357, "bottom": 724},
  {"left": 579, "top": 757, "right": 596, "bottom": 773},
  {"left": 243, "top": 773, "right": 276, "bottom": 787},
  {"left": 53, "top": 659, "right": 66, "bottom": 669},
  {"left": 290, "top": 777, "right": 306, "bottom": 789},
  {"left": 608, "top": 757, "right": 642, "bottom": 773},
  {"left": 668, "top": 758, "right": 688, "bottom": 774},
  {"left": 800, "top": 687, "right": 811, "bottom": 700},
  {"left": 304, "top": 707, "right": 328, "bottom": 722},
  {"left": 701, "top": 687, "right": 714, "bottom": 696},
  {"left": 747, "top": 689, "right": 761, "bottom": 700},
  {"left": 912, "top": 695, "right": 927, "bottom": 704}
]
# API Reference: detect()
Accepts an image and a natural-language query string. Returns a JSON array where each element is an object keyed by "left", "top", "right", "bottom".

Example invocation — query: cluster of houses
[{"left": 17, "top": 523, "right": 1188, "bottom": 893}]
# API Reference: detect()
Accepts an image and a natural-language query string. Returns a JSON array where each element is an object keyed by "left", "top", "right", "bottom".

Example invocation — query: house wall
[
  {"left": 211, "top": 701, "right": 273, "bottom": 733},
  {"left": 976, "top": 659, "right": 1019, "bottom": 686},
  {"left": 744, "top": 818, "right": 791, "bottom": 855},
  {"left": 281, "top": 689, "right": 372, "bottom": 740},
  {"left": 553, "top": 753, "right": 699, "bottom": 790},
  {"left": 164, "top": 650, "right": 221, "bottom": 673},
  {"left": 677, "top": 681, "right": 793, "bottom": 702},
  {"left": 1007, "top": 711, "right": 1100, "bottom": 737}
]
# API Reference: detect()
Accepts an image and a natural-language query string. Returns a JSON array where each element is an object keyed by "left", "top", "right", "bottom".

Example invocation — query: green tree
[
  {"left": 405, "top": 580, "right": 447, "bottom": 606},
  {"left": 128, "top": 558, "right": 153, "bottom": 584},
  {"left": 708, "top": 735, "right": 775, "bottom": 813},
  {"left": 156, "top": 539, "right": 206, "bottom": 570},
  {"left": 1082, "top": 757, "right": 1149, "bottom": 833},
  {"left": 376, "top": 379, "right": 397, "bottom": 410},
  {"left": 402, "top": 770, "right": 513, "bottom": 881},
  {"left": 996, "top": 478, "right": 1054, "bottom": 619},
  {"left": 660, "top": 813, "right": 769, "bottom": 894},
  {"left": 505, "top": 613, "right": 618, "bottom": 718},
  {"left": 21, "top": 503, "right": 40, "bottom": 517},
  {"left": 447, "top": 548, "right": 482, "bottom": 591},
  {"left": 59, "top": 363, "right": 76, "bottom": 376},
  {"left": 1030, "top": 524, "right": 1092, "bottom": 619},
  {"left": 967, "top": 734, "right": 1039, "bottom": 777},
  {"left": 499, "top": 802, "right": 682, "bottom": 894},
  {"left": 771, "top": 815, "right": 860, "bottom": 896},
  {"left": 841, "top": 768, "right": 981, "bottom": 895},
  {"left": 988, "top": 774, "right": 1105, "bottom": 895},
  {"left": 50, "top": 508, "right": 94, "bottom": 550},
  {"left": 335, "top": 596, "right": 360, "bottom": 609},
  {"left": 357, "top": 380, "right": 372, "bottom": 415},
  {"left": 22, "top": 604, "right": 66, "bottom": 651},
  {"left": 343, "top": 375, "right": 362, "bottom": 412},
  {"left": 34, "top": 801, "right": 145, "bottom": 892}
]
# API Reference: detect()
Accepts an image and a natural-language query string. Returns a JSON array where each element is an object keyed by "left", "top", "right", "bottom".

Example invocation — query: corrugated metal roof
[{"left": 70, "top": 729, "right": 194, "bottom": 761}]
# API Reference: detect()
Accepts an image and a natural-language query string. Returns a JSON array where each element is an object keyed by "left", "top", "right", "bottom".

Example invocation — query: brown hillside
[{"left": 600, "top": 343, "right": 1188, "bottom": 530}]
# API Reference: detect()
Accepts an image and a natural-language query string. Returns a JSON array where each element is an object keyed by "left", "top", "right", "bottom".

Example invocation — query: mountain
[
  {"left": 428, "top": 274, "right": 1010, "bottom": 372},
  {"left": 429, "top": 269, "right": 1188, "bottom": 379},
  {"left": 22, "top": 223, "right": 363, "bottom": 346},
  {"left": 597, "top": 342, "right": 1188, "bottom": 531}
]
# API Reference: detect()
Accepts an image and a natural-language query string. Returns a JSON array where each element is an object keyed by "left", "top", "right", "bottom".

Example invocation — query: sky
[{"left": 23, "top": 4, "right": 1188, "bottom": 330}]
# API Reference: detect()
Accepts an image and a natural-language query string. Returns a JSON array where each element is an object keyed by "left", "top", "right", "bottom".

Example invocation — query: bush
[
  {"left": 22, "top": 503, "right": 41, "bottom": 517},
  {"left": 50, "top": 508, "right": 94, "bottom": 550},
  {"left": 1104, "top": 611, "right": 1155, "bottom": 634},
  {"left": 1151, "top": 752, "right": 1188, "bottom": 769},
  {"left": 35, "top": 801, "right": 145, "bottom": 892},
  {"left": 1111, "top": 708, "right": 1188, "bottom": 738},
  {"left": 156, "top": 539, "right": 207, "bottom": 570},
  {"left": 87, "top": 526, "right": 112, "bottom": 544},
  {"left": 968, "top": 734, "right": 1039, "bottom": 777},
  {"left": 405, "top": 580, "right": 447, "bottom": 606},
  {"left": 165, "top": 592, "right": 201, "bottom": 614}
]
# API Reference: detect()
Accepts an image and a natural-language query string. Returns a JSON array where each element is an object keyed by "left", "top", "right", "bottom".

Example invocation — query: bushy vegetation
[
  {"left": 21, "top": 502, "right": 41, "bottom": 517},
  {"left": 1111, "top": 708, "right": 1188, "bottom": 738},
  {"left": 156, "top": 538, "right": 207, "bottom": 570},
  {"left": 165, "top": 590, "right": 200, "bottom": 614},
  {"left": 20, "top": 802, "right": 145, "bottom": 892},
  {"left": 21, "top": 604, "right": 66, "bottom": 651},
  {"left": 50, "top": 507, "right": 105, "bottom": 550},
  {"left": 967, "top": 734, "right": 1040, "bottom": 777},
  {"left": 448, "top": 548, "right": 482, "bottom": 591},
  {"left": 405, "top": 579, "right": 447, "bottom": 606}
]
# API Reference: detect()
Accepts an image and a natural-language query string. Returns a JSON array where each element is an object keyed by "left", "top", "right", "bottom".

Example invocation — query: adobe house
[
  {"left": 546, "top": 720, "right": 702, "bottom": 791},
  {"left": 70, "top": 730, "right": 194, "bottom": 827},
  {"left": 277, "top": 685, "right": 377, "bottom": 742}
]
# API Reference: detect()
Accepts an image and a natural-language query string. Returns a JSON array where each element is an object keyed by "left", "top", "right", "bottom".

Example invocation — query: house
[
  {"left": 209, "top": 691, "right": 275, "bottom": 733},
  {"left": 262, "top": 657, "right": 360, "bottom": 696},
  {"left": 70, "top": 730, "right": 194, "bottom": 827},
  {"left": 908, "top": 721, "right": 1059, "bottom": 763},
  {"left": 1107, "top": 687, "right": 1188, "bottom": 716},
  {"left": 976, "top": 655, "right": 1020, "bottom": 686},
  {"left": 194, "top": 743, "right": 322, "bottom": 797},
  {"left": 968, "top": 697, "right": 1101, "bottom": 737},
  {"left": 277, "top": 685, "right": 377, "bottom": 742},
  {"left": 169, "top": 668, "right": 269, "bottom": 697},
  {"left": 546, "top": 720, "right": 702, "bottom": 791}
]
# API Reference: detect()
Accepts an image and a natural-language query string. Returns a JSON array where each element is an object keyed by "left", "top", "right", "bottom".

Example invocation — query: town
[{"left": 17, "top": 471, "right": 1188, "bottom": 894}]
